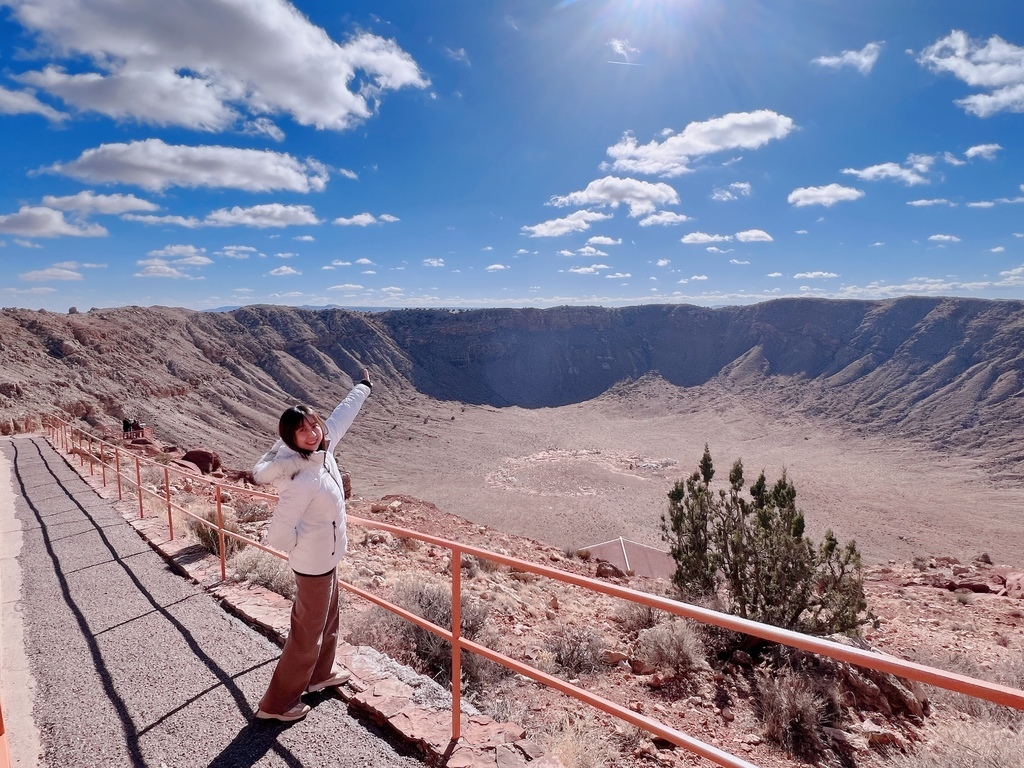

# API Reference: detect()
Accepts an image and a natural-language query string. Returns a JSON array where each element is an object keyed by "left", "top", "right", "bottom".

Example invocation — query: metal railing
[{"left": 43, "top": 415, "right": 1024, "bottom": 768}]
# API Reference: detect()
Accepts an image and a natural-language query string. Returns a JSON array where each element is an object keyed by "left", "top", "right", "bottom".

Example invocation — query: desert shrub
[
  {"left": 548, "top": 712, "right": 610, "bottom": 768},
  {"left": 348, "top": 577, "right": 498, "bottom": 690},
  {"left": 545, "top": 623, "right": 603, "bottom": 676},
  {"left": 884, "top": 719, "right": 1024, "bottom": 768},
  {"left": 661, "top": 445, "right": 866, "bottom": 638},
  {"left": 755, "top": 665, "right": 827, "bottom": 757},
  {"left": 229, "top": 547, "right": 296, "bottom": 599},
  {"left": 907, "top": 647, "right": 1024, "bottom": 729},
  {"left": 186, "top": 506, "right": 246, "bottom": 557},
  {"left": 232, "top": 496, "right": 271, "bottom": 523},
  {"left": 615, "top": 600, "right": 663, "bottom": 637},
  {"left": 634, "top": 619, "right": 709, "bottom": 674},
  {"left": 347, "top": 606, "right": 415, "bottom": 661}
]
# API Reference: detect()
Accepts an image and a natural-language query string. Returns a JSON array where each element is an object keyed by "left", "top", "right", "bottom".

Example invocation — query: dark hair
[{"left": 278, "top": 405, "right": 327, "bottom": 457}]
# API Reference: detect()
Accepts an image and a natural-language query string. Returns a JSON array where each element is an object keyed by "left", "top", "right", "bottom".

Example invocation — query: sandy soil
[{"left": 337, "top": 378, "right": 1024, "bottom": 569}]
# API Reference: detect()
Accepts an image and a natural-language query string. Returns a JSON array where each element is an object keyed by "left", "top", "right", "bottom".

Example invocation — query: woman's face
[{"left": 293, "top": 416, "right": 323, "bottom": 452}]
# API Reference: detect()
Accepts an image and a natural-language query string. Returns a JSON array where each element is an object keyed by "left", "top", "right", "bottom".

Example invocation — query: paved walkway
[{"left": 0, "top": 435, "right": 425, "bottom": 768}]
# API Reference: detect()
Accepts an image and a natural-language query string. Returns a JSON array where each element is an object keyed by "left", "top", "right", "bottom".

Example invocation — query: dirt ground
[{"left": 339, "top": 377, "right": 1024, "bottom": 570}]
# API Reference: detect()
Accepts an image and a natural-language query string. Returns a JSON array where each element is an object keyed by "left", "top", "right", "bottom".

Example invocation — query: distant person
[
  {"left": 130, "top": 419, "right": 141, "bottom": 432},
  {"left": 250, "top": 369, "right": 373, "bottom": 722},
  {"left": 122, "top": 418, "right": 131, "bottom": 434}
]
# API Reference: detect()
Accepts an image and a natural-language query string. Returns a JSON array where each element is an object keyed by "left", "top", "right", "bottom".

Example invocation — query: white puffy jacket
[{"left": 252, "top": 383, "right": 370, "bottom": 575}]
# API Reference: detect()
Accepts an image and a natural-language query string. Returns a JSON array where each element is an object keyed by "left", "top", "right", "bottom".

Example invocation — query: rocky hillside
[{"left": 2, "top": 297, "right": 1024, "bottom": 479}]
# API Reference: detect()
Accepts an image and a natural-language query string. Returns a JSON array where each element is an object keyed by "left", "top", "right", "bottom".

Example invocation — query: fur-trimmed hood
[{"left": 252, "top": 439, "right": 328, "bottom": 486}]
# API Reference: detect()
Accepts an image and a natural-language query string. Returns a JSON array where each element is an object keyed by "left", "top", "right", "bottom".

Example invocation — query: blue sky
[{"left": 1, "top": 0, "right": 1022, "bottom": 312}]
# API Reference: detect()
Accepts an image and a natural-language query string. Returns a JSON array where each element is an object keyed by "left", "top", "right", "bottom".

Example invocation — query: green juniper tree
[{"left": 661, "top": 445, "right": 866, "bottom": 637}]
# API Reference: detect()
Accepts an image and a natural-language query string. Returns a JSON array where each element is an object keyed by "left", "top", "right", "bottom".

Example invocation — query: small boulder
[{"left": 181, "top": 449, "right": 221, "bottom": 474}]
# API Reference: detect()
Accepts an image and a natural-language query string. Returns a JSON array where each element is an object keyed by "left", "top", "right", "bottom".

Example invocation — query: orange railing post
[
  {"left": 115, "top": 447, "right": 123, "bottom": 501},
  {"left": 450, "top": 545, "right": 463, "bottom": 742},
  {"left": 216, "top": 485, "right": 227, "bottom": 581},
  {"left": 163, "top": 466, "right": 173, "bottom": 535},
  {"left": 135, "top": 456, "right": 144, "bottom": 518}
]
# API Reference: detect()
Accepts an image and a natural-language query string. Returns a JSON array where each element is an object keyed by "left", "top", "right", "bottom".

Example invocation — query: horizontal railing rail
[{"left": 42, "top": 414, "right": 1024, "bottom": 768}]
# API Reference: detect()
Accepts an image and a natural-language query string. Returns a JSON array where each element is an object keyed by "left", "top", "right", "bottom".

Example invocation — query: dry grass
[
  {"left": 884, "top": 720, "right": 1024, "bottom": 768},
  {"left": 228, "top": 547, "right": 296, "bottom": 599},
  {"left": 544, "top": 623, "right": 603, "bottom": 676},
  {"left": 633, "top": 619, "right": 708, "bottom": 674},
  {"left": 548, "top": 712, "right": 611, "bottom": 768},
  {"left": 755, "top": 665, "right": 828, "bottom": 758}
]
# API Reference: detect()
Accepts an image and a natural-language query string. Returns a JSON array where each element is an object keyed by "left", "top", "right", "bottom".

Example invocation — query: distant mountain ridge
[{"left": 2, "top": 297, "right": 1023, "bottom": 477}]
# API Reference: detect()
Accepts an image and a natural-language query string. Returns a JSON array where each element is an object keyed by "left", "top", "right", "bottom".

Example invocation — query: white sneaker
[{"left": 307, "top": 669, "right": 351, "bottom": 692}]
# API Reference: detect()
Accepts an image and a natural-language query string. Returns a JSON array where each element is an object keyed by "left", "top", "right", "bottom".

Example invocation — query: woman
[{"left": 251, "top": 370, "right": 372, "bottom": 722}]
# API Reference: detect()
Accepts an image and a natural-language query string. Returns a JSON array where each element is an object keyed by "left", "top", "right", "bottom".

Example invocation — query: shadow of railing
[{"left": 42, "top": 415, "right": 1024, "bottom": 768}]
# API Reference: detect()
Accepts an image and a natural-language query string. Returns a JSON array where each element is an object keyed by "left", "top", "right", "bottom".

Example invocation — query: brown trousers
[{"left": 258, "top": 567, "right": 340, "bottom": 714}]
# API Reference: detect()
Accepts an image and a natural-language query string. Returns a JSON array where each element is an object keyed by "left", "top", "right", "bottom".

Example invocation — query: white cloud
[
  {"left": 706, "top": 246, "right": 733, "bottom": 254},
  {"left": 328, "top": 283, "right": 363, "bottom": 290},
  {"left": 134, "top": 260, "right": 196, "bottom": 279},
  {"left": 967, "top": 201, "right": 995, "bottom": 208},
  {"left": 42, "top": 191, "right": 158, "bottom": 214},
  {"left": 0, "top": 85, "right": 68, "bottom": 121},
  {"left": 423, "top": 258, "right": 445, "bottom": 267},
  {"left": 445, "top": 47, "right": 470, "bottom": 65},
  {"left": 656, "top": 259, "right": 670, "bottom": 267},
  {"left": 767, "top": 272, "right": 783, "bottom": 277},
  {"left": 991, "top": 246, "right": 1006, "bottom": 253},
  {"left": 147, "top": 244, "right": 206, "bottom": 258},
  {"left": 730, "top": 259, "right": 750, "bottom": 265},
  {"left": 793, "top": 271, "right": 839, "bottom": 279},
  {"left": 787, "top": 184, "right": 865, "bottom": 207},
  {"left": 795, "top": 230, "right": 808, "bottom": 235},
  {"left": 15, "top": 239, "right": 43, "bottom": 248},
  {"left": 609, "top": 38, "right": 639, "bottom": 63},
  {"left": 334, "top": 213, "right": 379, "bottom": 226},
  {"left": 605, "top": 110, "right": 795, "bottom": 177},
  {"left": 943, "top": 151, "right": 966, "bottom": 166},
  {"left": 712, "top": 181, "right": 752, "bottom": 201},
  {"left": 548, "top": 176, "right": 679, "bottom": 217},
  {"left": 129, "top": 205, "right": 318, "bottom": 229},
  {"left": 813, "top": 42, "right": 883, "bottom": 74},
  {"left": 907, "top": 199, "right": 955, "bottom": 207},
  {"left": 690, "top": 275, "right": 708, "bottom": 281},
  {"left": 269, "top": 265, "right": 301, "bottom": 276},
  {"left": 605, "top": 272, "right": 631, "bottom": 279},
  {"left": 928, "top": 234, "right": 961, "bottom": 242},
  {"left": 521, "top": 209, "right": 612, "bottom": 237},
  {"left": 485, "top": 264, "right": 508, "bottom": 271},
  {"left": 918, "top": 31, "right": 1024, "bottom": 117},
  {"left": 587, "top": 236, "right": 621, "bottom": 245},
  {"left": 294, "top": 235, "right": 315, "bottom": 242},
  {"left": 379, "top": 214, "right": 400, "bottom": 223},
  {"left": 735, "top": 229, "right": 773, "bottom": 242},
  {"left": 965, "top": 143, "right": 1003, "bottom": 160},
  {"left": 8, "top": 0, "right": 428, "bottom": 131},
  {"left": 568, "top": 264, "right": 608, "bottom": 275},
  {"left": 355, "top": 258, "right": 374, "bottom": 265},
  {"left": 19, "top": 266, "right": 83, "bottom": 281},
  {"left": 842, "top": 158, "right": 929, "bottom": 186},
  {"left": 682, "top": 232, "right": 732, "bottom": 244},
  {"left": 0, "top": 206, "right": 107, "bottom": 237},
  {"left": 576, "top": 246, "right": 608, "bottom": 257},
  {"left": 639, "top": 211, "right": 691, "bottom": 227},
  {"left": 47, "top": 139, "right": 329, "bottom": 192},
  {"left": 209, "top": 204, "right": 320, "bottom": 228},
  {"left": 217, "top": 245, "right": 259, "bottom": 259}
]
